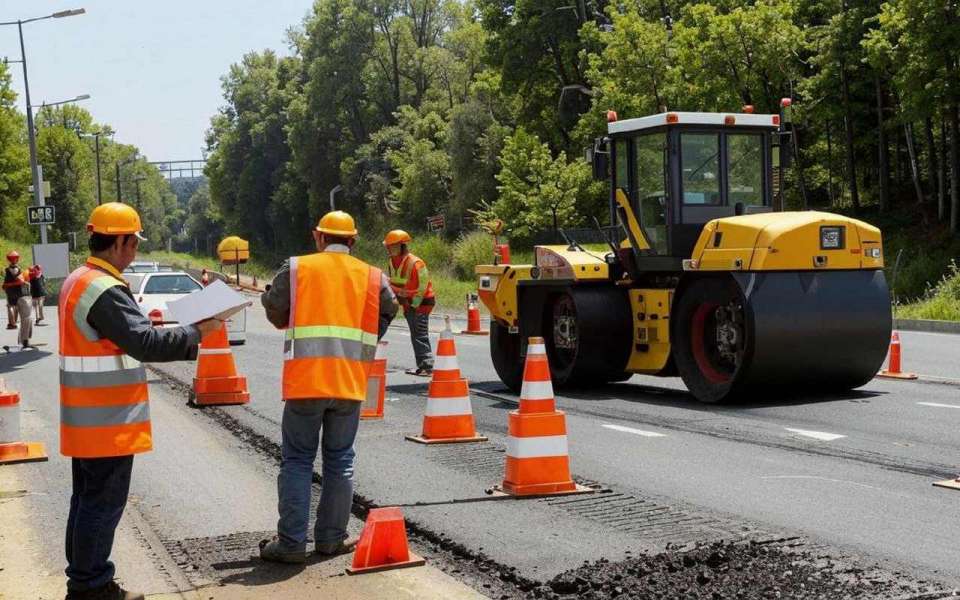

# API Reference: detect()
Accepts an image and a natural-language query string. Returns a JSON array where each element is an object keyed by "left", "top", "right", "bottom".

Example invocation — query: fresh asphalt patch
[{"left": 146, "top": 365, "right": 957, "bottom": 599}]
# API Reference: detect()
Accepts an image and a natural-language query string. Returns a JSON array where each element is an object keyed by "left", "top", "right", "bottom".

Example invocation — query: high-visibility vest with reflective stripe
[
  {"left": 388, "top": 253, "right": 434, "bottom": 308},
  {"left": 59, "top": 265, "right": 151, "bottom": 458},
  {"left": 283, "top": 252, "right": 382, "bottom": 401}
]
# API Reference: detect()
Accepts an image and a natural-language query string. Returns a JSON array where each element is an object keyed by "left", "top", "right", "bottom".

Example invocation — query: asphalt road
[
  {"left": 4, "top": 304, "right": 959, "bottom": 597},
  {"left": 147, "top": 305, "right": 960, "bottom": 588}
]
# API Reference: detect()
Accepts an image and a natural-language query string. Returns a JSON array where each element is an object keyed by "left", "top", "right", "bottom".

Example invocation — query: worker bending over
[
  {"left": 59, "top": 203, "right": 220, "bottom": 600},
  {"left": 383, "top": 230, "right": 436, "bottom": 376},
  {"left": 259, "top": 210, "right": 397, "bottom": 563}
]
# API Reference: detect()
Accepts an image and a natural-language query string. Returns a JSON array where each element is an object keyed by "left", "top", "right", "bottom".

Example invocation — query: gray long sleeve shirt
[
  {"left": 261, "top": 245, "right": 398, "bottom": 339},
  {"left": 87, "top": 277, "right": 201, "bottom": 363}
]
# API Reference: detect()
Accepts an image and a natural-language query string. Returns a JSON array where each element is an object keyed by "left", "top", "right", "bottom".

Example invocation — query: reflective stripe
[
  {"left": 60, "top": 366, "right": 147, "bottom": 388},
  {"left": 288, "top": 257, "right": 298, "bottom": 329},
  {"left": 73, "top": 275, "right": 123, "bottom": 342},
  {"left": 284, "top": 337, "right": 376, "bottom": 361},
  {"left": 425, "top": 396, "right": 473, "bottom": 417},
  {"left": 506, "top": 435, "right": 568, "bottom": 458},
  {"left": 61, "top": 401, "right": 150, "bottom": 427},
  {"left": 527, "top": 343, "right": 546, "bottom": 355},
  {"left": 520, "top": 380, "right": 554, "bottom": 400},
  {"left": 285, "top": 325, "right": 378, "bottom": 346},
  {"left": 61, "top": 355, "right": 142, "bottom": 373},
  {"left": 199, "top": 348, "right": 232, "bottom": 355},
  {"left": 433, "top": 355, "right": 459, "bottom": 371}
]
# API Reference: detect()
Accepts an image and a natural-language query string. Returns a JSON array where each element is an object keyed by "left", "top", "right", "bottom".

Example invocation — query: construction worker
[
  {"left": 383, "top": 230, "right": 436, "bottom": 376},
  {"left": 259, "top": 210, "right": 397, "bottom": 563},
  {"left": 59, "top": 203, "right": 221, "bottom": 600},
  {"left": 3, "top": 251, "right": 24, "bottom": 329}
]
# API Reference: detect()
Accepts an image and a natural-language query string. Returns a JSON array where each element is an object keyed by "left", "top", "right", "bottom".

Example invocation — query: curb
[{"left": 894, "top": 318, "right": 960, "bottom": 335}]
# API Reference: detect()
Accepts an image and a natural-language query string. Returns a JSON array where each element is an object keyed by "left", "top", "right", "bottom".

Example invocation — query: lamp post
[
  {"left": 1, "top": 8, "right": 86, "bottom": 244},
  {"left": 115, "top": 152, "right": 138, "bottom": 203},
  {"left": 77, "top": 129, "right": 108, "bottom": 205}
]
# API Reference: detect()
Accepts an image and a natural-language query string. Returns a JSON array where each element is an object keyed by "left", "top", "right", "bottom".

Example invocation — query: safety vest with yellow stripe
[
  {"left": 59, "top": 260, "right": 151, "bottom": 458},
  {"left": 282, "top": 252, "right": 382, "bottom": 401},
  {"left": 388, "top": 253, "right": 434, "bottom": 312}
]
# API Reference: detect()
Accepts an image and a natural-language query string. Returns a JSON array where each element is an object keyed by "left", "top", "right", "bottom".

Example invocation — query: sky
[{"left": 0, "top": 0, "right": 314, "bottom": 162}]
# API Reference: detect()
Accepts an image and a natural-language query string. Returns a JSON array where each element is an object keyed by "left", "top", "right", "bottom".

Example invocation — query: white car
[{"left": 126, "top": 270, "right": 247, "bottom": 345}]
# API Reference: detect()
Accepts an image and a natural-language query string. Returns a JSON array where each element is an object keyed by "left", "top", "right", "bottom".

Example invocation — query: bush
[
  {"left": 898, "top": 260, "right": 960, "bottom": 321},
  {"left": 413, "top": 234, "right": 454, "bottom": 277},
  {"left": 452, "top": 231, "right": 495, "bottom": 279}
]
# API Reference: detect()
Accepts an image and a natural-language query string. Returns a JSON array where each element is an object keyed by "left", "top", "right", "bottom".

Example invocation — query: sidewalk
[{"left": 0, "top": 315, "right": 486, "bottom": 600}]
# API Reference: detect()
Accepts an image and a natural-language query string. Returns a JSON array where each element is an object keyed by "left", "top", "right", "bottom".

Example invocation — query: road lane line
[
  {"left": 760, "top": 475, "right": 883, "bottom": 491},
  {"left": 602, "top": 423, "right": 667, "bottom": 438},
  {"left": 784, "top": 428, "right": 846, "bottom": 442},
  {"left": 917, "top": 402, "right": 960, "bottom": 409}
]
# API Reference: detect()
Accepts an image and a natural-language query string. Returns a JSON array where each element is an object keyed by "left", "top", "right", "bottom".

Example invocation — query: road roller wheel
[
  {"left": 490, "top": 321, "right": 524, "bottom": 393},
  {"left": 544, "top": 287, "right": 632, "bottom": 388},
  {"left": 672, "top": 278, "right": 747, "bottom": 403}
]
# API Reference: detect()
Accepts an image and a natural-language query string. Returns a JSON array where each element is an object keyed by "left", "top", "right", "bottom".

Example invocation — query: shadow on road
[
  {"left": 214, "top": 551, "right": 342, "bottom": 587},
  {"left": 0, "top": 348, "right": 51, "bottom": 374}
]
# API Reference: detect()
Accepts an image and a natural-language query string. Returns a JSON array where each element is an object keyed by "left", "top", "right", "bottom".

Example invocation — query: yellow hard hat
[
  {"left": 87, "top": 202, "right": 146, "bottom": 239},
  {"left": 316, "top": 211, "right": 358, "bottom": 237},
  {"left": 383, "top": 229, "right": 412, "bottom": 246}
]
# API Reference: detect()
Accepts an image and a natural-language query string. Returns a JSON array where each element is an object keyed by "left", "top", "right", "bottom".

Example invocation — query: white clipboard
[{"left": 165, "top": 279, "right": 252, "bottom": 325}]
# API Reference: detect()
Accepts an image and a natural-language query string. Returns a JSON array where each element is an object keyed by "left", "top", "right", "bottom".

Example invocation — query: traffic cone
[
  {"left": 490, "top": 337, "right": 592, "bottom": 497},
  {"left": 459, "top": 294, "right": 488, "bottom": 336},
  {"left": 0, "top": 379, "right": 47, "bottom": 465},
  {"left": 346, "top": 507, "right": 425, "bottom": 575},
  {"left": 877, "top": 331, "right": 918, "bottom": 380},
  {"left": 405, "top": 319, "right": 487, "bottom": 444},
  {"left": 193, "top": 323, "right": 250, "bottom": 406},
  {"left": 361, "top": 341, "right": 388, "bottom": 420}
]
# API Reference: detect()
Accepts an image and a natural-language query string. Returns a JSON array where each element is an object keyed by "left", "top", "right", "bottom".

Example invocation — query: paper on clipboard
[{"left": 165, "top": 279, "right": 253, "bottom": 325}]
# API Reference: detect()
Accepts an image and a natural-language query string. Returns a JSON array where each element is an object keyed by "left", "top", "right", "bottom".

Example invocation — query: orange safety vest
[
  {"left": 388, "top": 253, "right": 435, "bottom": 312},
  {"left": 282, "top": 252, "right": 382, "bottom": 401},
  {"left": 59, "top": 260, "right": 151, "bottom": 458}
]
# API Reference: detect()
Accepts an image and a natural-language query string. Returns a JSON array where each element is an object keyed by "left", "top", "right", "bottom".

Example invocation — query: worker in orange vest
[
  {"left": 59, "top": 203, "right": 221, "bottom": 600},
  {"left": 383, "top": 230, "right": 436, "bottom": 376},
  {"left": 259, "top": 210, "right": 397, "bottom": 563},
  {"left": 3, "top": 250, "right": 24, "bottom": 329}
]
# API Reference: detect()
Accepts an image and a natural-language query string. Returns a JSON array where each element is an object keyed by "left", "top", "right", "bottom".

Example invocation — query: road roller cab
[{"left": 476, "top": 110, "right": 892, "bottom": 403}]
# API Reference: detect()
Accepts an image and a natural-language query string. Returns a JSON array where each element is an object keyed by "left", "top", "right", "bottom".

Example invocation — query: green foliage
[
  {"left": 898, "top": 261, "right": 960, "bottom": 321},
  {"left": 0, "top": 63, "right": 31, "bottom": 243},
  {"left": 412, "top": 233, "right": 455, "bottom": 277},
  {"left": 452, "top": 230, "right": 495, "bottom": 279}
]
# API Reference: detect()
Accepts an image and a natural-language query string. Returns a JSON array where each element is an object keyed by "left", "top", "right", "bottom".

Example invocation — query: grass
[{"left": 897, "top": 261, "right": 960, "bottom": 322}]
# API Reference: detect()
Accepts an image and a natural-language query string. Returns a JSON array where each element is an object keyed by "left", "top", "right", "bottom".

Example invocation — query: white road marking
[
  {"left": 760, "top": 475, "right": 883, "bottom": 491},
  {"left": 784, "top": 428, "right": 846, "bottom": 442},
  {"left": 917, "top": 402, "right": 960, "bottom": 409},
  {"left": 602, "top": 423, "right": 667, "bottom": 438}
]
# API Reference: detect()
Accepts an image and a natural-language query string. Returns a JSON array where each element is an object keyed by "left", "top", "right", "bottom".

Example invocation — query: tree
[{"left": 0, "top": 63, "right": 31, "bottom": 243}]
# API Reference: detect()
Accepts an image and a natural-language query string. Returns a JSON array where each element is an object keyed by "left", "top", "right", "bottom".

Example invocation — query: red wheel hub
[{"left": 690, "top": 303, "right": 732, "bottom": 384}]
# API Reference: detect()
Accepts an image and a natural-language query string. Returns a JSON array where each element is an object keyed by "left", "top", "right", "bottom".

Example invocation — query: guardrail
[{"left": 895, "top": 318, "right": 960, "bottom": 335}]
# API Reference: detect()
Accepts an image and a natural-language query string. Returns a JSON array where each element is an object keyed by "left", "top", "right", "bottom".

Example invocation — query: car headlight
[{"left": 820, "top": 226, "right": 844, "bottom": 250}]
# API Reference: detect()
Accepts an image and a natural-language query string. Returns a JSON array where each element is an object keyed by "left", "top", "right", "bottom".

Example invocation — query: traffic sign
[
  {"left": 426, "top": 214, "right": 445, "bottom": 232},
  {"left": 27, "top": 205, "right": 55, "bottom": 226}
]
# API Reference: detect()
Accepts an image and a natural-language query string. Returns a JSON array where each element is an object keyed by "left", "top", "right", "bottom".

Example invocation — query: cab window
[
  {"left": 727, "top": 133, "right": 764, "bottom": 207},
  {"left": 615, "top": 138, "right": 630, "bottom": 198},
  {"left": 634, "top": 133, "right": 668, "bottom": 254},
  {"left": 680, "top": 133, "right": 721, "bottom": 205}
]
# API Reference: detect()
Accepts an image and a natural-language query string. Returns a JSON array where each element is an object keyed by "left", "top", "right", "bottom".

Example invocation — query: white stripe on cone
[
  {"left": 527, "top": 343, "right": 546, "bottom": 355},
  {"left": 425, "top": 396, "right": 473, "bottom": 417},
  {"left": 199, "top": 348, "right": 232, "bottom": 355},
  {"left": 520, "top": 380, "right": 554, "bottom": 401},
  {"left": 61, "top": 355, "right": 142, "bottom": 373},
  {"left": 507, "top": 435, "right": 568, "bottom": 458},
  {"left": 433, "top": 355, "right": 459, "bottom": 371}
]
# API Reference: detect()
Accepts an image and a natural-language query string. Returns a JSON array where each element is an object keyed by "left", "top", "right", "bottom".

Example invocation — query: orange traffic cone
[
  {"left": 491, "top": 337, "right": 591, "bottom": 497},
  {"left": 193, "top": 323, "right": 250, "bottom": 406},
  {"left": 877, "top": 331, "right": 918, "bottom": 380},
  {"left": 0, "top": 379, "right": 47, "bottom": 465},
  {"left": 361, "top": 341, "right": 388, "bottom": 420},
  {"left": 346, "top": 507, "right": 425, "bottom": 575},
  {"left": 459, "top": 294, "right": 488, "bottom": 336},
  {"left": 405, "top": 319, "right": 487, "bottom": 444}
]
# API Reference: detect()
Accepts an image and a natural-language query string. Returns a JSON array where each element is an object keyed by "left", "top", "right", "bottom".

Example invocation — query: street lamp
[
  {"left": 77, "top": 129, "right": 110, "bottom": 205},
  {"left": 1, "top": 8, "right": 86, "bottom": 244},
  {"left": 116, "top": 152, "right": 138, "bottom": 203}
]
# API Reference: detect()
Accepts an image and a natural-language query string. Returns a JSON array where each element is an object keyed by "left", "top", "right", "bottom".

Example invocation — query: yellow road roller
[{"left": 476, "top": 110, "right": 891, "bottom": 403}]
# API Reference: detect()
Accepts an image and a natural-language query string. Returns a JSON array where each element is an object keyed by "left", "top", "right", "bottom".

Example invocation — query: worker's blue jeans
[
  {"left": 65, "top": 455, "right": 134, "bottom": 591},
  {"left": 277, "top": 399, "right": 360, "bottom": 551},
  {"left": 404, "top": 309, "right": 434, "bottom": 370}
]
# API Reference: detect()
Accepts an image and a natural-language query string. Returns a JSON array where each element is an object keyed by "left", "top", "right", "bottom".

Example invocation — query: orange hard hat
[
  {"left": 383, "top": 229, "right": 412, "bottom": 246},
  {"left": 87, "top": 202, "right": 146, "bottom": 239},
  {"left": 6, "top": 251, "right": 19, "bottom": 262},
  {"left": 316, "top": 210, "right": 358, "bottom": 237}
]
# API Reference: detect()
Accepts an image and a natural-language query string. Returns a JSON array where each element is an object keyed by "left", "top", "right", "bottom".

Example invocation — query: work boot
[
  {"left": 5, "top": 324, "right": 14, "bottom": 330},
  {"left": 315, "top": 535, "right": 359, "bottom": 556},
  {"left": 259, "top": 536, "right": 307, "bottom": 563},
  {"left": 65, "top": 581, "right": 144, "bottom": 600}
]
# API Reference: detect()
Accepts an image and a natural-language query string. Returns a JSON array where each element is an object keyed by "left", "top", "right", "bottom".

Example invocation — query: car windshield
[
  {"left": 126, "top": 274, "right": 145, "bottom": 292},
  {"left": 143, "top": 274, "right": 202, "bottom": 294}
]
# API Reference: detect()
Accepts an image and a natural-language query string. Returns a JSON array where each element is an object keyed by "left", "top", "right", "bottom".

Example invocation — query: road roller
[{"left": 475, "top": 110, "right": 892, "bottom": 403}]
